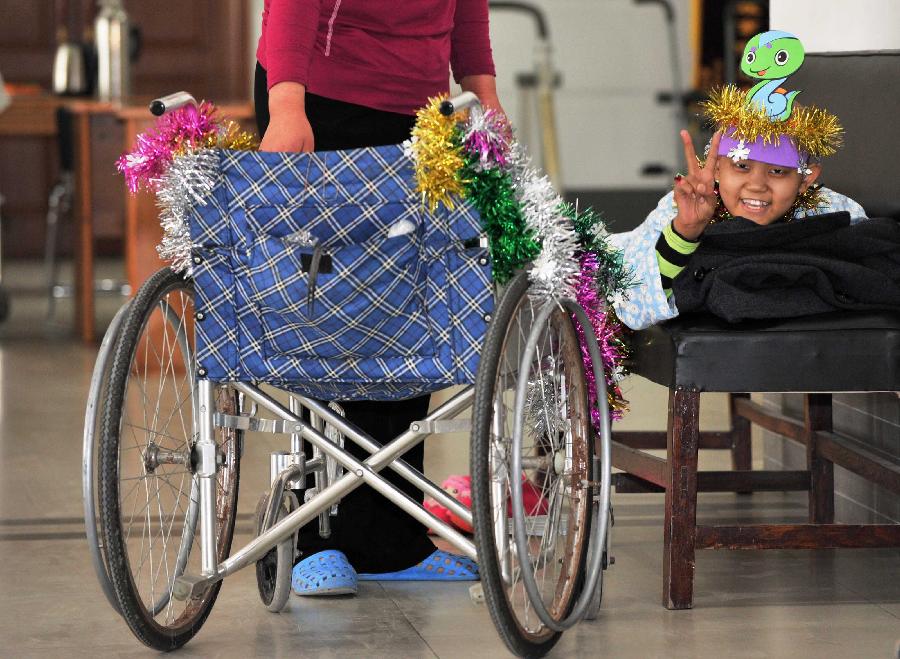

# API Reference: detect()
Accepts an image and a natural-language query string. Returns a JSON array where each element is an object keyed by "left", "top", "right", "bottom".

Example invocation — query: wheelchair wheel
[
  {"left": 83, "top": 301, "right": 131, "bottom": 615},
  {"left": 98, "top": 267, "right": 241, "bottom": 651},
  {"left": 471, "top": 273, "right": 594, "bottom": 658},
  {"left": 254, "top": 490, "right": 298, "bottom": 612}
]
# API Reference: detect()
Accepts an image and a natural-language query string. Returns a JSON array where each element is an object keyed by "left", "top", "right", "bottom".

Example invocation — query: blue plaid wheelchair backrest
[{"left": 189, "top": 144, "right": 494, "bottom": 401}]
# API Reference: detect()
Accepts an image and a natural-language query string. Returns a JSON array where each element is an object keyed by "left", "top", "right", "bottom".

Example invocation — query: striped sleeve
[{"left": 655, "top": 222, "right": 699, "bottom": 298}]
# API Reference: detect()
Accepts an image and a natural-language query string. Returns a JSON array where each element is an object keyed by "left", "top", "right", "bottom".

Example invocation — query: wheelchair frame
[{"left": 84, "top": 92, "right": 614, "bottom": 657}]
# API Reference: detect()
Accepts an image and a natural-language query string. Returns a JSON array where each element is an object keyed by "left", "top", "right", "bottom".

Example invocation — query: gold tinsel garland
[
  {"left": 703, "top": 85, "right": 843, "bottom": 158},
  {"left": 409, "top": 98, "right": 468, "bottom": 211},
  {"left": 200, "top": 119, "right": 259, "bottom": 152}
]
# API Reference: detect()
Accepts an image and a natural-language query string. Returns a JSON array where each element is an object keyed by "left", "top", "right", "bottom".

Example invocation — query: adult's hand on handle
[
  {"left": 672, "top": 129, "right": 722, "bottom": 240},
  {"left": 259, "top": 81, "right": 315, "bottom": 153},
  {"left": 459, "top": 74, "right": 506, "bottom": 119}
]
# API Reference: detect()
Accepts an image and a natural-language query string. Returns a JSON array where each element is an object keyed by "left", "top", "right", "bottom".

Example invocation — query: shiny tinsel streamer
[
  {"left": 461, "top": 156, "right": 540, "bottom": 283},
  {"left": 117, "top": 102, "right": 257, "bottom": 194},
  {"left": 566, "top": 203, "right": 636, "bottom": 298},
  {"left": 118, "top": 100, "right": 257, "bottom": 270},
  {"left": 565, "top": 203, "right": 634, "bottom": 422},
  {"left": 574, "top": 252, "right": 630, "bottom": 425},
  {"left": 703, "top": 85, "right": 842, "bottom": 157},
  {"left": 506, "top": 143, "right": 580, "bottom": 300},
  {"left": 117, "top": 102, "right": 220, "bottom": 193},
  {"left": 410, "top": 97, "right": 468, "bottom": 211},
  {"left": 461, "top": 106, "right": 512, "bottom": 170},
  {"left": 521, "top": 177, "right": 580, "bottom": 300},
  {"left": 200, "top": 119, "right": 259, "bottom": 152},
  {"left": 524, "top": 364, "right": 560, "bottom": 441},
  {"left": 155, "top": 150, "right": 219, "bottom": 273}
]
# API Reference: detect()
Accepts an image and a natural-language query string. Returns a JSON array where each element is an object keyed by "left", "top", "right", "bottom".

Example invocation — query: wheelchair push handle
[
  {"left": 149, "top": 91, "right": 198, "bottom": 116},
  {"left": 439, "top": 91, "right": 481, "bottom": 116}
]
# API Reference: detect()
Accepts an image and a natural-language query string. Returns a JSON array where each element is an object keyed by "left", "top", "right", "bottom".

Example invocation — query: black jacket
[{"left": 671, "top": 212, "right": 900, "bottom": 322}]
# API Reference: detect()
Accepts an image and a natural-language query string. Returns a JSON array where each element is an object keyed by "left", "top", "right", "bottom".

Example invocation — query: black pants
[{"left": 254, "top": 63, "right": 435, "bottom": 573}]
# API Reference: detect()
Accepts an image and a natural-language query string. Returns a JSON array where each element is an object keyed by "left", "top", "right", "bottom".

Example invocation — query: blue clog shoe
[
  {"left": 358, "top": 550, "right": 479, "bottom": 582},
  {"left": 291, "top": 549, "right": 358, "bottom": 596}
]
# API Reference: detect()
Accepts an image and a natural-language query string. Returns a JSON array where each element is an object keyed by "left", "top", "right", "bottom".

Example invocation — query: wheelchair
[{"left": 83, "top": 92, "right": 613, "bottom": 658}]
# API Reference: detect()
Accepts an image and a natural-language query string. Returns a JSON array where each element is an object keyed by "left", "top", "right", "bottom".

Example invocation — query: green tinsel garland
[
  {"left": 562, "top": 203, "right": 636, "bottom": 297},
  {"left": 460, "top": 150, "right": 540, "bottom": 283}
]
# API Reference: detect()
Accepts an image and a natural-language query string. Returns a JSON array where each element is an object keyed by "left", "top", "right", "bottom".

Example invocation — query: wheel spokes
[
  {"left": 116, "top": 289, "right": 205, "bottom": 625},
  {"left": 490, "top": 295, "right": 590, "bottom": 636}
]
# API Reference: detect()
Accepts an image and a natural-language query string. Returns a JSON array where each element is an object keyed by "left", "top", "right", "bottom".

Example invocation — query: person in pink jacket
[
  {"left": 256, "top": 0, "right": 502, "bottom": 150},
  {"left": 254, "top": 0, "right": 502, "bottom": 596}
]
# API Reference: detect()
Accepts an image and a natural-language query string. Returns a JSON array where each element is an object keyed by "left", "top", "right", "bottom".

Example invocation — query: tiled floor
[{"left": 1, "top": 261, "right": 898, "bottom": 658}]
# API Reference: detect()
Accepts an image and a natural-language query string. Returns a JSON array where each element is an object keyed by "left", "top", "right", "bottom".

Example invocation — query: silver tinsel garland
[
  {"left": 155, "top": 149, "right": 219, "bottom": 274},
  {"left": 524, "top": 362, "right": 561, "bottom": 442},
  {"left": 506, "top": 142, "right": 580, "bottom": 300}
]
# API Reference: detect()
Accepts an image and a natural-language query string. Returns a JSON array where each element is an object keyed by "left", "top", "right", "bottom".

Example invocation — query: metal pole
[
  {"left": 286, "top": 387, "right": 476, "bottom": 527},
  {"left": 491, "top": 397, "right": 512, "bottom": 584},
  {"left": 196, "top": 379, "right": 219, "bottom": 576},
  {"left": 213, "top": 383, "right": 481, "bottom": 578},
  {"left": 535, "top": 37, "right": 563, "bottom": 191}
]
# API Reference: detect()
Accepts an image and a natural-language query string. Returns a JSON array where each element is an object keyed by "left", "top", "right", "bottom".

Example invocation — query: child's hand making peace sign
[{"left": 672, "top": 129, "right": 723, "bottom": 241}]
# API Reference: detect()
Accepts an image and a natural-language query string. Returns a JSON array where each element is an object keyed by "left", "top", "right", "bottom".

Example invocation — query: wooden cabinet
[{"left": 0, "top": 0, "right": 250, "bottom": 258}]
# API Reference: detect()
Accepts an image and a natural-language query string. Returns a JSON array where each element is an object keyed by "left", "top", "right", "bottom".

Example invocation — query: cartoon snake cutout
[{"left": 741, "top": 30, "right": 806, "bottom": 122}]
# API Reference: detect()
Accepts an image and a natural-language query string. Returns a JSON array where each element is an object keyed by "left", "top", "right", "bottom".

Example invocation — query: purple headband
[{"left": 717, "top": 127, "right": 808, "bottom": 170}]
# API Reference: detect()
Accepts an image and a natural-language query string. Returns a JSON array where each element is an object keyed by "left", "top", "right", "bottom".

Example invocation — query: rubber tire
[
  {"left": 472, "top": 273, "right": 592, "bottom": 657},
  {"left": 84, "top": 302, "right": 130, "bottom": 616},
  {"left": 582, "top": 507, "right": 608, "bottom": 621},
  {"left": 98, "top": 267, "right": 241, "bottom": 651},
  {"left": 255, "top": 491, "right": 296, "bottom": 613}
]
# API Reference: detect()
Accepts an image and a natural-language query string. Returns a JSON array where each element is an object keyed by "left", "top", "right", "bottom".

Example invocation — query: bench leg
[
  {"left": 729, "top": 393, "right": 752, "bottom": 472},
  {"left": 805, "top": 394, "right": 835, "bottom": 524},
  {"left": 663, "top": 386, "right": 700, "bottom": 609}
]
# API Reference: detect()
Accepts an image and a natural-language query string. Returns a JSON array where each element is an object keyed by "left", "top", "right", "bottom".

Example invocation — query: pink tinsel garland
[
  {"left": 574, "top": 252, "right": 627, "bottom": 426},
  {"left": 117, "top": 102, "right": 220, "bottom": 193},
  {"left": 463, "top": 108, "right": 512, "bottom": 169}
]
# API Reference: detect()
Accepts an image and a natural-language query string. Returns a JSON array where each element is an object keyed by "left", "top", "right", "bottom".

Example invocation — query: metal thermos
[
  {"left": 95, "top": 0, "right": 130, "bottom": 102},
  {"left": 52, "top": 37, "right": 88, "bottom": 96}
]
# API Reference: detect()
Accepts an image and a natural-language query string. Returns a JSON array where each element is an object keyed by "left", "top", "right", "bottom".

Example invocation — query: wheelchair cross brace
[{"left": 174, "top": 380, "right": 478, "bottom": 602}]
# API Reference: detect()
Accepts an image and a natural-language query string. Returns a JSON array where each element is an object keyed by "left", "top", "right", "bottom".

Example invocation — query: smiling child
[{"left": 609, "top": 32, "right": 869, "bottom": 329}]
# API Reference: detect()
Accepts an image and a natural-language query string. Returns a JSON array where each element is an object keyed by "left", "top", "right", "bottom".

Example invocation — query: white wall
[
  {"left": 771, "top": 0, "right": 900, "bottom": 52},
  {"left": 247, "top": 0, "right": 693, "bottom": 190},
  {"left": 483, "top": 0, "right": 692, "bottom": 190}
]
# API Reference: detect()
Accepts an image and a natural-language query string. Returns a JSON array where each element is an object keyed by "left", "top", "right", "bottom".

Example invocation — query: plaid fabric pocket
[
  {"left": 190, "top": 146, "right": 493, "bottom": 399},
  {"left": 247, "top": 228, "right": 435, "bottom": 360}
]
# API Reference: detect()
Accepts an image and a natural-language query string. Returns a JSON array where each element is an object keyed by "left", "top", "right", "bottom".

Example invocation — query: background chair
[
  {"left": 44, "top": 106, "right": 75, "bottom": 321},
  {"left": 611, "top": 50, "right": 900, "bottom": 609},
  {"left": 44, "top": 106, "right": 129, "bottom": 322}
]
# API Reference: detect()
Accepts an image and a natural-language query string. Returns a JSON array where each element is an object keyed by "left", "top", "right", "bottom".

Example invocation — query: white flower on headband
[{"left": 727, "top": 139, "right": 750, "bottom": 162}]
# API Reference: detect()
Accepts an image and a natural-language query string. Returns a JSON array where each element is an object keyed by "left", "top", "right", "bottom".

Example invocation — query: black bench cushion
[{"left": 627, "top": 312, "right": 900, "bottom": 392}]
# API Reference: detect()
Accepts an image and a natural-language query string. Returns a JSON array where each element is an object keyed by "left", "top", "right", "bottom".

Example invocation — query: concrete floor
[{"left": 1, "top": 261, "right": 898, "bottom": 658}]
